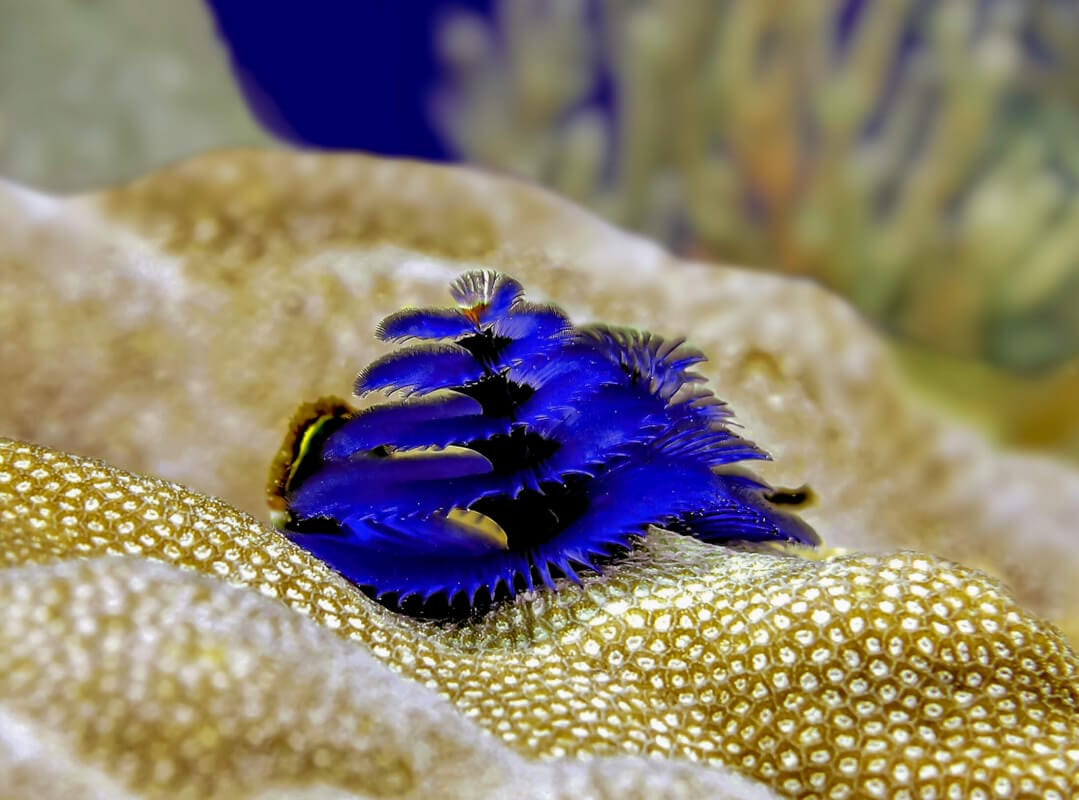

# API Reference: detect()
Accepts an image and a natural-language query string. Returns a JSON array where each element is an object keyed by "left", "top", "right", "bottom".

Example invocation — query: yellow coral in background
[
  {"left": 2, "top": 439, "right": 1078, "bottom": 799},
  {"left": 435, "top": 0, "right": 1079, "bottom": 455}
]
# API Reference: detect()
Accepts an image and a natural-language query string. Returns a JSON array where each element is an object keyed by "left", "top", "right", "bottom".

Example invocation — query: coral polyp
[{"left": 271, "top": 271, "right": 817, "bottom": 616}]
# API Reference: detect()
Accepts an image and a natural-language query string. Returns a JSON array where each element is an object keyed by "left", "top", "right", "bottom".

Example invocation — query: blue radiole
[{"left": 271, "top": 271, "right": 817, "bottom": 616}]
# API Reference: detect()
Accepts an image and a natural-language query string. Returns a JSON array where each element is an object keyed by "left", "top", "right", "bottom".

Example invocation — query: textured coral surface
[
  {"left": 1, "top": 150, "right": 1077, "bottom": 643},
  {"left": 2, "top": 151, "right": 1079, "bottom": 798},
  {"left": 3, "top": 439, "right": 1078, "bottom": 799}
]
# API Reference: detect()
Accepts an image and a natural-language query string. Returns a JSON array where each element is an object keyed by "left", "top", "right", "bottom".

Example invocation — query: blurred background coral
[{"left": 3, "top": 0, "right": 1077, "bottom": 460}]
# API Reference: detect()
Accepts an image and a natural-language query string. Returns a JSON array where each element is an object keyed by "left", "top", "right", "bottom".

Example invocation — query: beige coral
[
  {"left": 1, "top": 150, "right": 1077, "bottom": 644},
  {"left": 2, "top": 438, "right": 1078, "bottom": 799},
  {"left": 2, "top": 150, "right": 1079, "bottom": 797}
]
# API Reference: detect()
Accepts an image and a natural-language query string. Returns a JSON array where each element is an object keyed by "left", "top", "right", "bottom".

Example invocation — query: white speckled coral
[
  {"left": 1, "top": 151, "right": 1078, "bottom": 642},
  {"left": 1, "top": 439, "right": 1078, "bottom": 799},
  {"left": 1, "top": 151, "right": 1079, "bottom": 798}
]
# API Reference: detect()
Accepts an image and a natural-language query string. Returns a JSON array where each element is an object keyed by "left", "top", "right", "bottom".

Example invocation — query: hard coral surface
[
  {"left": 2, "top": 439, "right": 1077, "bottom": 799},
  {"left": 0, "top": 150, "right": 1077, "bottom": 643}
]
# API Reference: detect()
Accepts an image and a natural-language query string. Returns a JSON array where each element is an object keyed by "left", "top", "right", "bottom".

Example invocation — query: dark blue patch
[{"left": 204, "top": 0, "right": 495, "bottom": 158}]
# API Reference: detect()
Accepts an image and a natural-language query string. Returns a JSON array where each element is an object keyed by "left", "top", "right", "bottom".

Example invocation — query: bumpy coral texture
[
  {"left": 3, "top": 151, "right": 1079, "bottom": 644},
  {"left": 2, "top": 439, "right": 1078, "bottom": 800},
  {"left": 282, "top": 270, "right": 815, "bottom": 611}
]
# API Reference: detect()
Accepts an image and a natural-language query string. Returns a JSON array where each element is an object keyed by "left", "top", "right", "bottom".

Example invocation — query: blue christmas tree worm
[{"left": 269, "top": 271, "right": 817, "bottom": 617}]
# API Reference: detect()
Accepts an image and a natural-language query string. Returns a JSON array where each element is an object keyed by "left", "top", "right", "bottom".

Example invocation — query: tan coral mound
[
  {"left": 1, "top": 151, "right": 1078, "bottom": 645},
  {"left": 0, "top": 558, "right": 777, "bottom": 800},
  {"left": 3, "top": 439, "right": 1078, "bottom": 799}
]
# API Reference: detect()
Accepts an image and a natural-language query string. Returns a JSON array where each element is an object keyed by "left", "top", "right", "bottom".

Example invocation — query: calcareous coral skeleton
[
  {"left": 4, "top": 147, "right": 1079, "bottom": 799},
  {"left": 2, "top": 439, "right": 1078, "bottom": 799}
]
